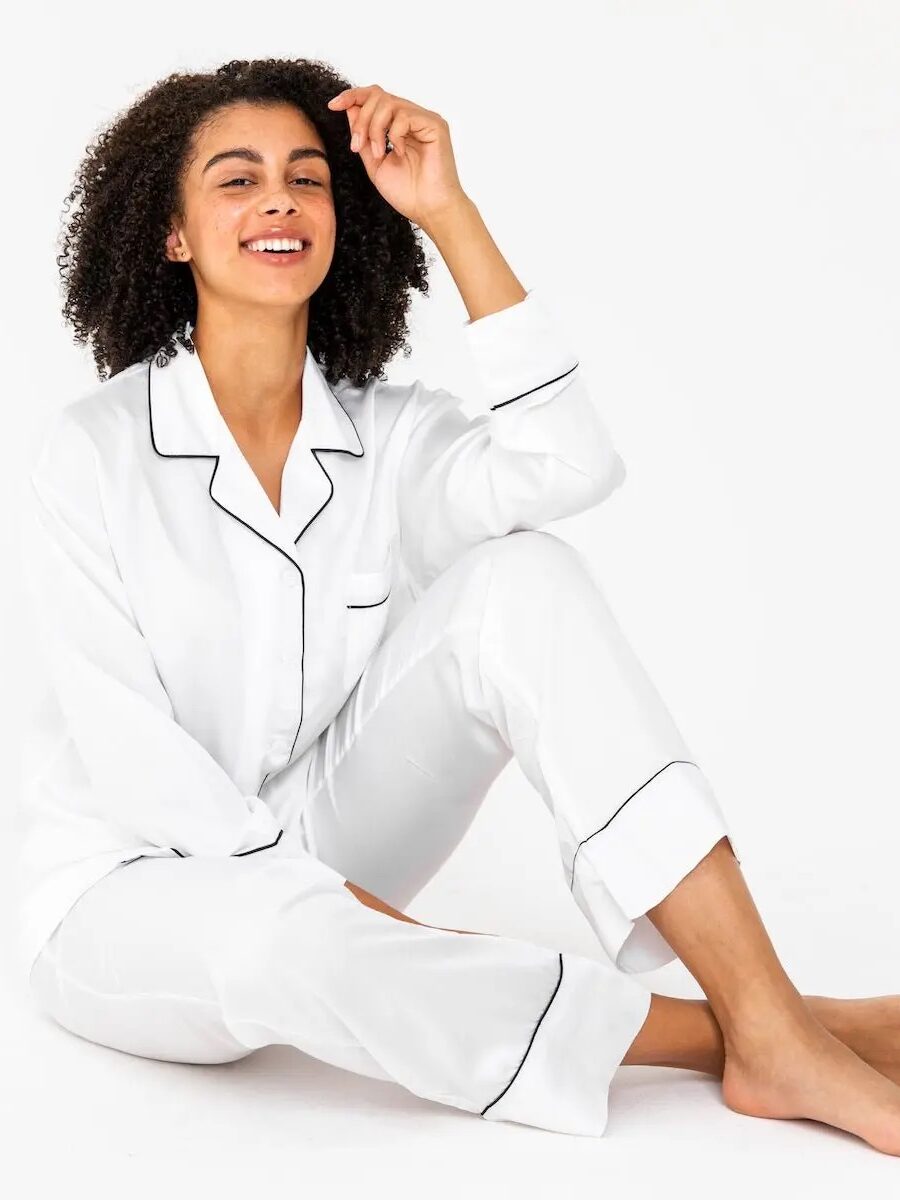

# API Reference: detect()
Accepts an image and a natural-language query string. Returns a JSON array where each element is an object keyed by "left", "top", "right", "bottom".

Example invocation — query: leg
[
  {"left": 303, "top": 530, "right": 900, "bottom": 1150},
  {"left": 27, "top": 849, "right": 656, "bottom": 1138},
  {"left": 303, "top": 529, "right": 742, "bottom": 975},
  {"left": 618, "top": 988, "right": 900, "bottom": 1087},
  {"left": 624, "top": 836, "right": 900, "bottom": 1154},
  {"left": 345, "top": 876, "right": 900, "bottom": 1089},
  {"left": 346, "top": 878, "right": 900, "bottom": 1093}
]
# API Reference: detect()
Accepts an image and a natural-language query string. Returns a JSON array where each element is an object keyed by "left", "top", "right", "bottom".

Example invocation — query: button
[{"left": 282, "top": 565, "right": 301, "bottom": 588}]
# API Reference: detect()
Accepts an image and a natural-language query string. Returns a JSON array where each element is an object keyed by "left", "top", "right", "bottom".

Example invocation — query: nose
[{"left": 258, "top": 186, "right": 299, "bottom": 216}]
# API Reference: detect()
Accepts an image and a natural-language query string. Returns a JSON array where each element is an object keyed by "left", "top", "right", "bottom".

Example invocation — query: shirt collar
[{"left": 148, "top": 326, "right": 364, "bottom": 558}]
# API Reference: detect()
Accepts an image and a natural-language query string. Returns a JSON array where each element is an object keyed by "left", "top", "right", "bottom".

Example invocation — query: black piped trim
[
  {"left": 489, "top": 361, "right": 578, "bottom": 411},
  {"left": 147, "top": 355, "right": 365, "bottom": 855},
  {"left": 292, "top": 441, "right": 364, "bottom": 546},
  {"left": 234, "top": 826, "right": 284, "bottom": 856},
  {"left": 347, "top": 590, "right": 391, "bottom": 609},
  {"left": 168, "top": 825, "right": 284, "bottom": 858},
  {"left": 568, "top": 759, "right": 698, "bottom": 889},
  {"left": 480, "top": 952, "right": 564, "bottom": 1117}
]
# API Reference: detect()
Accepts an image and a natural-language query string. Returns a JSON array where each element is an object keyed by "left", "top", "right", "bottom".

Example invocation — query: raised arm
[{"left": 396, "top": 285, "right": 627, "bottom": 593}]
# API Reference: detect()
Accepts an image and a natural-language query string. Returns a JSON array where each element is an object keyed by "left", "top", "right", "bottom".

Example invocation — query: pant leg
[
  {"left": 301, "top": 528, "right": 743, "bottom": 975},
  {"left": 27, "top": 848, "right": 652, "bottom": 1138}
]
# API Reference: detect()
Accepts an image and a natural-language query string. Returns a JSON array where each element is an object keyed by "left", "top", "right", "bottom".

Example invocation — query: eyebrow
[{"left": 201, "top": 146, "right": 329, "bottom": 175}]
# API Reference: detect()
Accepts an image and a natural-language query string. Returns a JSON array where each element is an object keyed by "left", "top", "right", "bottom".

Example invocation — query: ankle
[
  {"left": 622, "top": 993, "right": 726, "bottom": 1076},
  {"left": 720, "top": 998, "right": 825, "bottom": 1064}
]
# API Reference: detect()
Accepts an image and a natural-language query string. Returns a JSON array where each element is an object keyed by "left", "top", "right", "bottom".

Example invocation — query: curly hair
[{"left": 57, "top": 57, "right": 432, "bottom": 387}]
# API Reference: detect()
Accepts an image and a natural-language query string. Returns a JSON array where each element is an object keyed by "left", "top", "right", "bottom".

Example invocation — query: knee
[
  {"left": 480, "top": 530, "right": 598, "bottom": 607},
  {"left": 470, "top": 530, "right": 628, "bottom": 676}
]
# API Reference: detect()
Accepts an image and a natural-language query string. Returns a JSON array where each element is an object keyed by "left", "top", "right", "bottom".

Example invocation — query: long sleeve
[
  {"left": 396, "top": 288, "right": 627, "bottom": 593},
  {"left": 21, "top": 410, "right": 284, "bottom": 858}
]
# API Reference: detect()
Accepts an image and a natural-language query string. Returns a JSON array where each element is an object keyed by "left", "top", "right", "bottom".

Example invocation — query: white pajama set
[{"left": 16, "top": 288, "right": 742, "bottom": 1138}]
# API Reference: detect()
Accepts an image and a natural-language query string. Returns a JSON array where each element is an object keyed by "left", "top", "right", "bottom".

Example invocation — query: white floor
[{"left": 4, "top": 774, "right": 898, "bottom": 1199}]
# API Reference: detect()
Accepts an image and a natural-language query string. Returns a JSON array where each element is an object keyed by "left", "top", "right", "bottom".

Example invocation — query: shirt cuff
[{"left": 461, "top": 288, "right": 579, "bottom": 412}]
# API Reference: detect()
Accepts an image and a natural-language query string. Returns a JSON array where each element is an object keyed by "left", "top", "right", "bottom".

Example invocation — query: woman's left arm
[
  {"left": 420, "top": 196, "right": 530, "bottom": 325},
  {"left": 329, "top": 86, "right": 626, "bottom": 593},
  {"left": 393, "top": 288, "right": 627, "bottom": 593},
  {"left": 327, "top": 83, "right": 527, "bottom": 323}
]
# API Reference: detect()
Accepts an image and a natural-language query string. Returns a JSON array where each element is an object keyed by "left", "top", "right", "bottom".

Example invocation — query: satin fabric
[
  {"left": 28, "top": 529, "right": 741, "bottom": 1136},
  {"left": 16, "top": 288, "right": 625, "bottom": 985}
]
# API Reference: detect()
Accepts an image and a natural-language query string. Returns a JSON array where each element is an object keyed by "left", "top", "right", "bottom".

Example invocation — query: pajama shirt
[{"left": 17, "top": 289, "right": 741, "bottom": 1136}]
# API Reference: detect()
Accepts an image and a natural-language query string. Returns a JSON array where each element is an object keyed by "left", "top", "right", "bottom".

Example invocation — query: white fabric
[
  {"left": 27, "top": 529, "right": 741, "bottom": 1137},
  {"left": 15, "top": 287, "right": 626, "bottom": 986}
]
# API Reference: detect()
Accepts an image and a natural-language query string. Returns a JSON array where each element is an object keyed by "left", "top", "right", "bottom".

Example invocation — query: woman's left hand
[{"left": 327, "top": 85, "right": 469, "bottom": 229}]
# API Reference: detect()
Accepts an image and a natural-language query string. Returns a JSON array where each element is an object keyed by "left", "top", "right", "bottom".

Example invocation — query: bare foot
[
  {"left": 806, "top": 994, "right": 900, "bottom": 1086},
  {"left": 722, "top": 1009, "right": 900, "bottom": 1155}
]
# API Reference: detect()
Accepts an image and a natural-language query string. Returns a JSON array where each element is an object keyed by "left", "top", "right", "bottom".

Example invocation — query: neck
[{"left": 190, "top": 302, "right": 309, "bottom": 437}]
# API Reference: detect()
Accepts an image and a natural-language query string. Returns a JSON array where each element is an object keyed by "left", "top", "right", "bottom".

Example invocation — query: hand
[{"left": 327, "top": 84, "right": 469, "bottom": 230}]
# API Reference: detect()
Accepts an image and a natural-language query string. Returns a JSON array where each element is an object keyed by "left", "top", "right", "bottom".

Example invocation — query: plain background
[{"left": 2, "top": 0, "right": 899, "bottom": 1192}]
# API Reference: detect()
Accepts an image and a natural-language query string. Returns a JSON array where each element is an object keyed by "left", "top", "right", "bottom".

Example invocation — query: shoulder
[
  {"left": 332, "top": 371, "right": 414, "bottom": 412},
  {"left": 32, "top": 361, "right": 150, "bottom": 489},
  {"left": 329, "top": 371, "right": 436, "bottom": 448},
  {"left": 367, "top": 372, "right": 460, "bottom": 428}
]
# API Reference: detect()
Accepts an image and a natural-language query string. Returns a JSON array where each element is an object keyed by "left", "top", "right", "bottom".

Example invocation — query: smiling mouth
[{"left": 240, "top": 242, "right": 312, "bottom": 263}]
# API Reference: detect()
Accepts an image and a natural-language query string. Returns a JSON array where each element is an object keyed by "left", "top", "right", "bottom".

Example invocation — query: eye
[{"left": 221, "top": 177, "right": 323, "bottom": 188}]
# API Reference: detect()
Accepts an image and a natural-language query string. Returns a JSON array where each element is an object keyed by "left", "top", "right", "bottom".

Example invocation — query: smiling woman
[
  {"left": 56, "top": 57, "right": 429, "bottom": 385},
  {"left": 28, "top": 50, "right": 894, "bottom": 1156}
]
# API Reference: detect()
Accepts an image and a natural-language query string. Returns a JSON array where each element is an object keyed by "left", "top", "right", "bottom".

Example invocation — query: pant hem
[
  {"left": 479, "top": 951, "right": 652, "bottom": 1136},
  {"left": 569, "top": 760, "right": 742, "bottom": 973}
]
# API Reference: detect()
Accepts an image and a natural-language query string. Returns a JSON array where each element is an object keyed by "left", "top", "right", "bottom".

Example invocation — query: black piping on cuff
[
  {"left": 569, "top": 759, "right": 698, "bottom": 890},
  {"left": 479, "top": 951, "right": 565, "bottom": 1117},
  {"left": 489, "top": 362, "right": 579, "bottom": 411}
]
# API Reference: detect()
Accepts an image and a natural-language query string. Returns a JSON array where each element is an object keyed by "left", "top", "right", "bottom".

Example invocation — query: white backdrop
[{"left": 2, "top": 1, "right": 899, "bottom": 1189}]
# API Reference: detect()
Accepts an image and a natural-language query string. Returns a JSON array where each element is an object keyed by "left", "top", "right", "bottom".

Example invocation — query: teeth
[{"left": 245, "top": 238, "right": 307, "bottom": 252}]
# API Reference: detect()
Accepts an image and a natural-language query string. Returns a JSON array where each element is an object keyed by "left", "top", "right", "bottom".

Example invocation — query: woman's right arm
[{"left": 22, "top": 408, "right": 285, "bottom": 858}]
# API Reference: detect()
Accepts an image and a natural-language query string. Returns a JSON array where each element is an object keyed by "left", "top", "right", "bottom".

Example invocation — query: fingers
[
  {"left": 327, "top": 85, "right": 411, "bottom": 160},
  {"left": 354, "top": 89, "right": 389, "bottom": 157},
  {"left": 366, "top": 95, "right": 408, "bottom": 159},
  {"left": 326, "top": 86, "right": 360, "bottom": 110},
  {"left": 384, "top": 109, "right": 410, "bottom": 159}
]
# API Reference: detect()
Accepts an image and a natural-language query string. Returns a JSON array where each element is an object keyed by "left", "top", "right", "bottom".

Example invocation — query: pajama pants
[{"left": 27, "top": 530, "right": 742, "bottom": 1138}]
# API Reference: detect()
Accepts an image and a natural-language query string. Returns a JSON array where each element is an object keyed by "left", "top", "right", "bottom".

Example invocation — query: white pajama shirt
[{"left": 17, "top": 288, "right": 741, "bottom": 1136}]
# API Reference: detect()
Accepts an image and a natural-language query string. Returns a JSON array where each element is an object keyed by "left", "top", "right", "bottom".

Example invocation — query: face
[{"left": 166, "top": 101, "right": 336, "bottom": 318}]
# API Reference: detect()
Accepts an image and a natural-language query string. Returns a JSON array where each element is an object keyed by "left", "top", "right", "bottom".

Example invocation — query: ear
[{"left": 164, "top": 228, "right": 189, "bottom": 264}]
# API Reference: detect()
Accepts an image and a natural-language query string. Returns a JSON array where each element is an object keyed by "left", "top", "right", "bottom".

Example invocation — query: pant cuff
[
  {"left": 569, "top": 760, "right": 743, "bottom": 974},
  {"left": 479, "top": 951, "right": 652, "bottom": 1137}
]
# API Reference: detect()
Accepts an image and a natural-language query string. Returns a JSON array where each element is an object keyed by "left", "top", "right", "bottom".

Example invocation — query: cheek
[
  {"left": 200, "top": 195, "right": 253, "bottom": 242},
  {"left": 311, "top": 198, "right": 336, "bottom": 239},
  {"left": 216, "top": 201, "right": 250, "bottom": 239},
  {"left": 190, "top": 214, "right": 246, "bottom": 279}
]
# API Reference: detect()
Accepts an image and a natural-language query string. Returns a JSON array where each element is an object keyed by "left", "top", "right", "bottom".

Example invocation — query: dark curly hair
[{"left": 57, "top": 57, "right": 432, "bottom": 387}]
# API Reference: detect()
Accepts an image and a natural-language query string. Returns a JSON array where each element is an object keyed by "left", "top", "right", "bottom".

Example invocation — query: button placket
[{"left": 273, "top": 560, "right": 304, "bottom": 756}]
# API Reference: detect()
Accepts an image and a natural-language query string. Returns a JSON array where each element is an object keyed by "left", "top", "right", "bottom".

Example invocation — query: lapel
[{"left": 147, "top": 323, "right": 364, "bottom": 561}]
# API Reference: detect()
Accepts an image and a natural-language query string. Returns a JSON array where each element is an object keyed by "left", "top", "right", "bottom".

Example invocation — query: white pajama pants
[{"left": 27, "top": 530, "right": 742, "bottom": 1138}]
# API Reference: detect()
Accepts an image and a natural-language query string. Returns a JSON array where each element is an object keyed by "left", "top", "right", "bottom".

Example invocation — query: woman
[{"left": 18, "top": 56, "right": 900, "bottom": 1150}]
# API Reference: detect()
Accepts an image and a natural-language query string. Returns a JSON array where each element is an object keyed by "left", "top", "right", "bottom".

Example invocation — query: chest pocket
[{"left": 342, "top": 556, "right": 394, "bottom": 690}]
